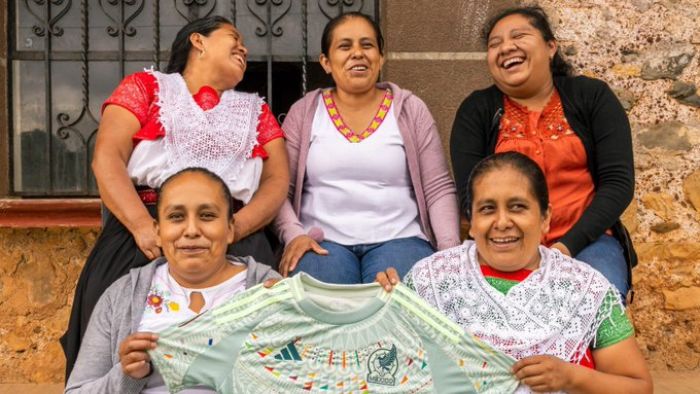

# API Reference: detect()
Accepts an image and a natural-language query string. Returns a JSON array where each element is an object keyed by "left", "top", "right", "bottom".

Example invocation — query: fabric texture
[
  {"left": 149, "top": 274, "right": 518, "bottom": 394},
  {"left": 274, "top": 81, "right": 460, "bottom": 251},
  {"left": 154, "top": 70, "right": 261, "bottom": 185},
  {"left": 404, "top": 241, "right": 627, "bottom": 366},
  {"left": 450, "top": 75, "right": 634, "bottom": 256},
  {"left": 291, "top": 236, "right": 435, "bottom": 284},
  {"left": 480, "top": 268, "right": 633, "bottom": 350},
  {"left": 64, "top": 255, "right": 281, "bottom": 394}
]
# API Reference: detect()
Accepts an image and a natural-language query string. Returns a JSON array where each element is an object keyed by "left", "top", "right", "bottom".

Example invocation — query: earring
[{"left": 199, "top": 48, "right": 206, "bottom": 59}]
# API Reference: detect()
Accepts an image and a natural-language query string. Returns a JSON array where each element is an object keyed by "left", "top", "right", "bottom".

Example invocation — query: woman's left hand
[
  {"left": 512, "top": 355, "right": 574, "bottom": 392},
  {"left": 375, "top": 267, "right": 401, "bottom": 291}
]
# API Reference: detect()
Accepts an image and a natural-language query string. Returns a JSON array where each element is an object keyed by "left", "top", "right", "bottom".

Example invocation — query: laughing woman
[
  {"left": 450, "top": 6, "right": 635, "bottom": 299},
  {"left": 274, "top": 12, "right": 460, "bottom": 284}
]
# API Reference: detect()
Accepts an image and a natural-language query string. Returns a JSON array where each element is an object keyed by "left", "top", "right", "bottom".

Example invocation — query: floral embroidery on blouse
[
  {"left": 322, "top": 88, "right": 393, "bottom": 143},
  {"left": 499, "top": 90, "right": 576, "bottom": 141},
  {"left": 145, "top": 285, "right": 180, "bottom": 314}
]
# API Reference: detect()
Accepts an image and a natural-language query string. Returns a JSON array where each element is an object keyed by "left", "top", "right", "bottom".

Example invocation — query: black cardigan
[{"left": 450, "top": 75, "right": 634, "bottom": 256}]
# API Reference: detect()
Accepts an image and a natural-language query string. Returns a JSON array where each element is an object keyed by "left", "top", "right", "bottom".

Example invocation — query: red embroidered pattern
[
  {"left": 499, "top": 91, "right": 575, "bottom": 141},
  {"left": 322, "top": 88, "right": 393, "bottom": 143}
]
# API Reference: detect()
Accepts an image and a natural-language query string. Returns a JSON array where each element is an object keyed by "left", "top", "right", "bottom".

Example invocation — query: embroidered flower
[
  {"left": 168, "top": 301, "right": 180, "bottom": 312},
  {"left": 147, "top": 293, "right": 164, "bottom": 308}
]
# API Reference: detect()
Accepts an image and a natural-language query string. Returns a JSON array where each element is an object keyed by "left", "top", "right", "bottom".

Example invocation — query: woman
[
  {"left": 62, "top": 16, "right": 289, "bottom": 377},
  {"left": 64, "top": 167, "right": 282, "bottom": 393},
  {"left": 274, "top": 12, "right": 460, "bottom": 284},
  {"left": 450, "top": 6, "right": 635, "bottom": 299},
  {"left": 378, "top": 152, "right": 652, "bottom": 393}
]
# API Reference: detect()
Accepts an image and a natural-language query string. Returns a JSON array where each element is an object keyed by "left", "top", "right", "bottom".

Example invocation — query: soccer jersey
[{"left": 150, "top": 274, "right": 518, "bottom": 393}]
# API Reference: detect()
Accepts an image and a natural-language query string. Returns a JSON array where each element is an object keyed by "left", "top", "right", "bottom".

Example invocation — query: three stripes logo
[{"left": 273, "top": 338, "right": 303, "bottom": 362}]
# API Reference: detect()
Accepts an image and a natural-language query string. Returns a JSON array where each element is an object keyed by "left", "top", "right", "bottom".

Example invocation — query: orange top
[{"left": 495, "top": 91, "right": 596, "bottom": 246}]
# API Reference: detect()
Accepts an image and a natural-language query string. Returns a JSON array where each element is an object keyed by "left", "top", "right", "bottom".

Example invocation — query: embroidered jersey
[{"left": 150, "top": 274, "right": 518, "bottom": 393}]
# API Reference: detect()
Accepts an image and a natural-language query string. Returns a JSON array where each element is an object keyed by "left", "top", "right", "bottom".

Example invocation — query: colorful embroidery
[
  {"left": 144, "top": 285, "right": 179, "bottom": 314},
  {"left": 322, "top": 88, "right": 393, "bottom": 143}
]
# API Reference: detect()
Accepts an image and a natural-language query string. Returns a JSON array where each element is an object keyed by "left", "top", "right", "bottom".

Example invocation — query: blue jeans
[
  {"left": 574, "top": 234, "right": 630, "bottom": 303},
  {"left": 291, "top": 236, "right": 435, "bottom": 284}
]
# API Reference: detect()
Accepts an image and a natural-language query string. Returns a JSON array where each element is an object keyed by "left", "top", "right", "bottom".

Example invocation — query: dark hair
[
  {"left": 321, "top": 11, "right": 384, "bottom": 57},
  {"left": 165, "top": 16, "right": 233, "bottom": 74},
  {"left": 157, "top": 167, "right": 235, "bottom": 220},
  {"left": 482, "top": 5, "right": 573, "bottom": 77},
  {"left": 465, "top": 152, "right": 549, "bottom": 220}
]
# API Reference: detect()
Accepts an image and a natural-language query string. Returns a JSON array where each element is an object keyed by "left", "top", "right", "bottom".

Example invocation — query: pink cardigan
[{"left": 273, "top": 81, "right": 461, "bottom": 250}]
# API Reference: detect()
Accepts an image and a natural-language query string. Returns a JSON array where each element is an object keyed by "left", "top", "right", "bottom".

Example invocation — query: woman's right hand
[
  {"left": 132, "top": 221, "right": 162, "bottom": 260},
  {"left": 118, "top": 332, "right": 158, "bottom": 379},
  {"left": 279, "top": 235, "right": 328, "bottom": 277}
]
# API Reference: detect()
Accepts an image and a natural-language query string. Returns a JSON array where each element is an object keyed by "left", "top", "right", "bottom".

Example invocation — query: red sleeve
[
  {"left": 101, "top": 72, "right": 157, "bottom": 126},
  {"left": 251, "top": 103, "right": 285, "bottom": 159}
]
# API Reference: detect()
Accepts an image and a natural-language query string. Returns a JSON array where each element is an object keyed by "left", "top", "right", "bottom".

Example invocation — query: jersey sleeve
[
  {"left": 593, "top": 289, "right": 635, "bottom": 349},
  {"left": 102, "top": 72, "right": 157, "bottom": 126}
]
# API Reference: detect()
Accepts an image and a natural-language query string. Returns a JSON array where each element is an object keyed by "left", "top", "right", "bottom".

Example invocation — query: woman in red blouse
[{"left": 61, "top": 16, "right": 289, "bottom": 378}]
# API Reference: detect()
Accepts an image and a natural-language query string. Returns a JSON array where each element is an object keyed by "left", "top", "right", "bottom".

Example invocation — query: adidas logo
[{"left": 273, "top": 340, "right": 302, "bottom": 362}]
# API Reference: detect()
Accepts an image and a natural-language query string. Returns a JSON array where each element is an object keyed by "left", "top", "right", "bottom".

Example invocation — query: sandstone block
[
  {"left": 663, "top": 287, "right": 700, "bottom": 310},
  {"left": 684, "top": 170, "right": 700, "bottom": 212},
  {"left": 5, "top": 332, "right": 31, "bottom": 353},
  {"left": 641, "top": 192, "right": 677, "bottom": 221}
]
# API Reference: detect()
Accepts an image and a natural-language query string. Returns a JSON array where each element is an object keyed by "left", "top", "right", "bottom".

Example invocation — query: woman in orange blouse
[{"left": 450, "top": 6, "right": 635, "bottom": 300}]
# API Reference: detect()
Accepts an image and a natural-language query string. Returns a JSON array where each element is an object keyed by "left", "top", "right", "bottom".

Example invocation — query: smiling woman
[
  {"left": 377, "top": 152, "right": 652, "bottom": 394},
  {"left": 64, "top": 168, "right": 281, "bottom": 394},
  {"left": 273, "top": 12, "right": 460, "bottom": 285}
]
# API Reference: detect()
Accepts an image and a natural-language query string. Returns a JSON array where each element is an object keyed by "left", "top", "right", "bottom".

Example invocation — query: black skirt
[{"left": 60, "top": 205, "right": 276, "bottom": 380}]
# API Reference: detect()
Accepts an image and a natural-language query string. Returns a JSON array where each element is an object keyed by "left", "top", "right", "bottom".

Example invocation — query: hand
[
  {"left": 132, "top": 221, "right": 162, "bottom": 260},
  {"left": 118, "top": 332, "right": 159, "bottom": 379},
  {"left": 375, "top": 267, "right": 401, "bottom": 291},
  {"left": 513, "top": 355, "right": 574, "bottom": 393},
  {"left": 550, "top": 242, "right": 571, "bottom": 257},
  {"left": 263, "top": 278, "right": 280, "bottom": 288},
  {"left": 279, "top": 235, "right": 328, "bottom": 277}
]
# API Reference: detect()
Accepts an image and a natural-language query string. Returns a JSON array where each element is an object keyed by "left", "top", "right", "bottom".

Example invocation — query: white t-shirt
[
  {"left": 138, "top": 261, "right": 247, "bottom": 394},
  {"left": 300, "top": 94, "right": 426, "bottom": 245}
]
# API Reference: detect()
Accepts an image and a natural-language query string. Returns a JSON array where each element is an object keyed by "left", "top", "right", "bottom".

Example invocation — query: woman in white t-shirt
[
  {"left": 65, "top": 167, "right": 281, "bottom": 394},
  {"left": 274, "top": 12, "right": 460, "bottom": 284}
]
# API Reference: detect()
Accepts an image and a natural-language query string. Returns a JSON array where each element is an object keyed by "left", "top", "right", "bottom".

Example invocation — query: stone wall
[
  {"left": 0, "top": 228, "right": 97, "bottom": 383},
  {"left": 537, "top": 0, "right": 700, "bottom": 371}
]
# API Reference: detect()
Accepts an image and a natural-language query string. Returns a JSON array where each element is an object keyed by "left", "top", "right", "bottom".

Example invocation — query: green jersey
[{"left": 150, "top": 274, "right": 518, "bottom": 393}]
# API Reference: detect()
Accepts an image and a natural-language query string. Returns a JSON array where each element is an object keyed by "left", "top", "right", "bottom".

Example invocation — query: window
[{"left": 9, "top": 0, "right": 378, "bottom": 196}]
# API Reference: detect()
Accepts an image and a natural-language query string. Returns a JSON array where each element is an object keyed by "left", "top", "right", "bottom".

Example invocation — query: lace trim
[
  {"left": 408, "top": 241, "right": 618, "bottom": 364},
  {"left": 151, "top": 70, "right": 262, "bottom": 182},
  {"left": 322, "top": 88, "right": 393, "bottom": 143}
]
